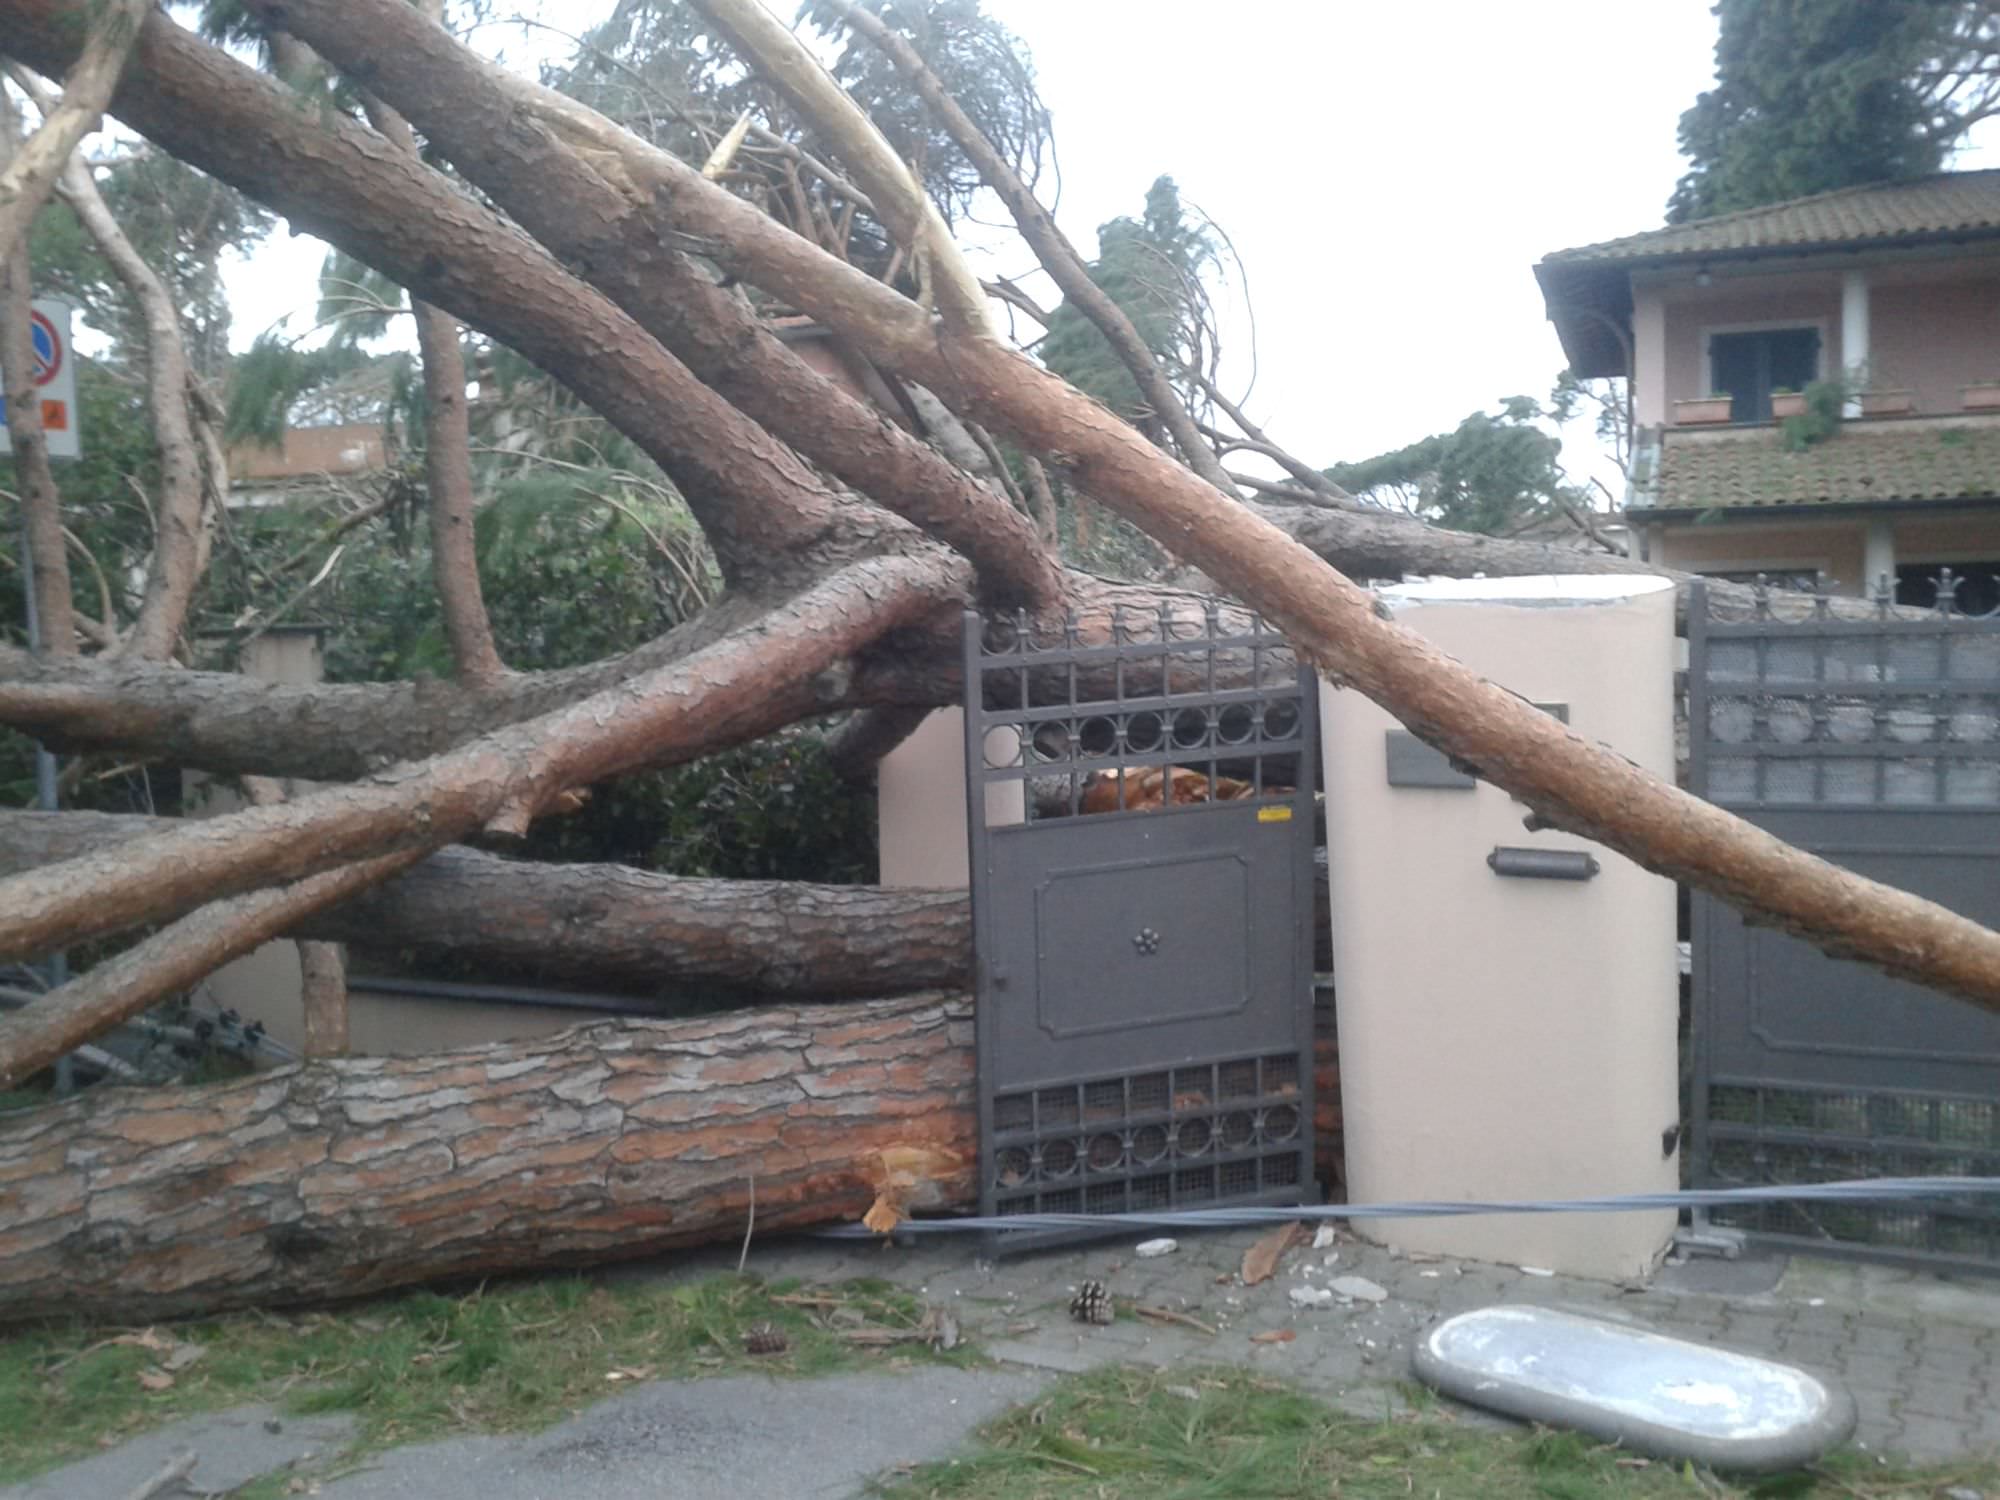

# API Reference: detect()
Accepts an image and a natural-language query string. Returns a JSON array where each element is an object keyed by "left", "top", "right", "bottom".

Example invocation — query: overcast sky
[{"left": 217, "top": 0, "right": 2000, "bottom": 494}]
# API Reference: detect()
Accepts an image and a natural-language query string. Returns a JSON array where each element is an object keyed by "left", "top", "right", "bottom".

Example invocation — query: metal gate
[
  {"left": 1689, "top": 578, "right": 2000, "bottom": 1270},
  {"left": 964, "top": 604, "right": 1319, "bottom": 1249}
]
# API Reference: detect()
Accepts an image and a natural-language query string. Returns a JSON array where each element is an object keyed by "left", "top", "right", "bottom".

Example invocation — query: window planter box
[
  {"left": 1963, "top": 382, "right": 2000, "bottom": 411},
  {"left": 1858, "top": 389, "right": 1915, "bottom": 417},
  {"left": 1673, "top": 396, "right": 1733, "bottom": 426},
  {"left": 1770, "top": 392, "right": 1807, "bottom": 419}
]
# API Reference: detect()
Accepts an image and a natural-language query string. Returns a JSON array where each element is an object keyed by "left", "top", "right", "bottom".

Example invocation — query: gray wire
[{"left": 812, "top": 1176, "right": 2000, "bottom": 1237}]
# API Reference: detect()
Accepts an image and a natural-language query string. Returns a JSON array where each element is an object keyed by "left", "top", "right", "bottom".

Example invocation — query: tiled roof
[
  {"left": 1649, "top": 418, "right": 2000, "bottom": 512},
  {"left": 1544, "top": 170, "right": 2000, "bottom": 267}
]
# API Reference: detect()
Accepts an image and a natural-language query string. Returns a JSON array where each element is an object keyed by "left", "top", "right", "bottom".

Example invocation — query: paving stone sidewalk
[{"left": 720, "top": 1223, "right": 2000, "bottom": 1465}]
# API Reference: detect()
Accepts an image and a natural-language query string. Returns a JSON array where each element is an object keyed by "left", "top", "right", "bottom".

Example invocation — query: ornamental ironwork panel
[
  {"left": 1688, "top": 575, "right": 2000, "bottom": 1272},
  {"left": 964, "top": 604, "right": 1319, "bottom": 1250}
]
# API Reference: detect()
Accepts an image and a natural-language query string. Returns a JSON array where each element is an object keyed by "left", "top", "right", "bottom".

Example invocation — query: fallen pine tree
[
  {"left": 0, "top": 810, "right": 1336, "bottom": 995},
  {"left": 0, "top": 992, "right": 1342, "bottom": 1324}
]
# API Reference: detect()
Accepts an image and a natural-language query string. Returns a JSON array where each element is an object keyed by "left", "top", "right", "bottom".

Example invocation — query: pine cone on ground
[
  {"left": 1068, "top": 1280, "right": 1113, "bottom": 1326},
  {"left": 743, "top": 1322, "right": 789, "bottom": 1356}
]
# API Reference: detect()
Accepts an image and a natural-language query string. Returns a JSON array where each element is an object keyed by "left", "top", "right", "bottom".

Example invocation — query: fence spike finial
[{"left": 1935, "top": 566, "right": 1961, "bottom": 618}]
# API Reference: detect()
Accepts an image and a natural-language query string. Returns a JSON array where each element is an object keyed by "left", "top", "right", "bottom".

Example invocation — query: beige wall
[
  {"left": 1658, "top": 274, "right": 1842, "bottom": 417},
  {"left": 1870, "top": 274, "right": 2000, "bottom": 408},
  {"left": 1656, "top": 517, "right": 1870, "bottom": 595},
  {"left": 1322, "top": 577, "right": 1679, "bottom": 1281},
  {"left": 1636, "top": 254, "right": 2000, "bottom": 424},
  {"left": 1654, "top": 509, "right": 2000, "bottom": 593},
  {"left": 1894, "top": 510, "right": 2000, "bottom": 563},
  {"left": 877, "top": 708, "right": 1023, "bottom": 887},
  {"left": 227, "top": 423, "right": 386, "bottom": 481}
]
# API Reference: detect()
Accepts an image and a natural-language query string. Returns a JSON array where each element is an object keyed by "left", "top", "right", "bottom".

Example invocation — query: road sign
[{"left": 0, "top": 298, "right": 81, "bottom": 461}]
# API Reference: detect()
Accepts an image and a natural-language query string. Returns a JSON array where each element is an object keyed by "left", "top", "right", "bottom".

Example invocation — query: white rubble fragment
[
  {"left": 1329, "top": 1275, "right": 1388, "bottom": 1304},
  {"left": 1134, "top": 1238, "right": 1178, "bottom": 1259},
  {"left": 1519, "top": 1266, "right": 1556, "bottom": 1278},
  {"left": 1311, "top": 1224, "right": 1338, "bottom": 1250},
  {"left": 1288, "top": 1285, "right": 1336, "bottom": 1309}
]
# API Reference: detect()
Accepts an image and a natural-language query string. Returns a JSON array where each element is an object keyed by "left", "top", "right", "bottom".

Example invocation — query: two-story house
[{"left": 1536, "top": 170, "right": 2000, "bottom": 614}]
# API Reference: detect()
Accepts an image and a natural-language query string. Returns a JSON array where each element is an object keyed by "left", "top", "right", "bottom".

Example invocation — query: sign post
[
  {"left": 4, "top": 295, "right": 80, "bottom": 1092},
  {"left": 0, "top": 297, "right": 81, "bottom": 460}
]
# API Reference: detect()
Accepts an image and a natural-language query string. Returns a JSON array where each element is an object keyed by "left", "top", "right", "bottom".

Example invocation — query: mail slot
[{"left": 1488, "top": 846, "right": 1599, "bottom": 881}]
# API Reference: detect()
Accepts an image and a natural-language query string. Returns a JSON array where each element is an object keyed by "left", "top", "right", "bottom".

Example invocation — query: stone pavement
[
  {"left": 12, "top": 1227, "right": 1999, "bottom": 1498},
  {"left": 722, "top": 1222, "right": 2000, "bottom": 1465}
]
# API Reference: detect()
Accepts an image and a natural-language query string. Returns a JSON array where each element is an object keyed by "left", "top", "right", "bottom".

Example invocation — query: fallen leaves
[
  {"left": 1249, "top": 1329, "right": 1297, "bottom": 1345},
  {"left": 1241, "top": 1220, "right": 1310, "bottom": 1285}
]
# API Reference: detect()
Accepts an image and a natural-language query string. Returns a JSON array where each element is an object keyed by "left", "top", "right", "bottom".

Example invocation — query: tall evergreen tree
[
  {"left": 1038, "top": 176, "right": 1217, "bottom": 441},
  {"left": 1669, "top": 0, "right": 2000, "bottom": 223}
]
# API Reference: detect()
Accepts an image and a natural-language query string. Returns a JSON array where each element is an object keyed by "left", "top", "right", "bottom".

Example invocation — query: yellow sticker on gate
[{"left": 1257, "top": 805, "right": 1292, "bottom": 823}]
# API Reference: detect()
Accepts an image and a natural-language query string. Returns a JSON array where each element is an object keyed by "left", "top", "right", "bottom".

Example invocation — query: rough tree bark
[
  {"left": 0, "top": 992, "right": 1343, "bottom": 1323},
  {"left": 361, "top": 68, "right": 507, "bottom": 685},
  {"left": 0, "top": 0, "right": 1994, "bottom": 1047},
  {"left": 0, "top": 0, "right": 145, "bottom": 262},
  {"left": 48, "top": 148, "right": 204, "bottom": 662},
  {"left": 0, "top": 808, "right": 1338, "bottom": 995},
  {"left": 0, "top": 811, "right": 979, "bottom": 999},
  {"left": 0, "top": 551, "right": 966, "bottom": 1082},
  {"left": 0, "top": 848, "right": 425, "bottom": 1088},
  {"left": 460, "top": 1, "right": 2000, "bottom": 1011},
  {"left": 0, "top": 995, "right": 978, "bottom": 1322}
]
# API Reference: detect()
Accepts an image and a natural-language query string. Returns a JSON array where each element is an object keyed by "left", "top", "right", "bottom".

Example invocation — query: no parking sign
[{"left": 0, "top": 298, "right": 81, "bottom": 460}]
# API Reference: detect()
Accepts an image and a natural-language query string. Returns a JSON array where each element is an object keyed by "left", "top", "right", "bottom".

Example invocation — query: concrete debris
[
  {"left": 1311, "top": 1224, "right": 1338, "bottom": 1250},
  {"left": 1135, "top": 1238, "right": 1178, "bottom": 1259},
  {"left": 1289, "top": 1285, "right": 1336, "bottom": 1309},
  {"left": 1330, "top": 1276, "right": 1388, "bottom": 1304}
]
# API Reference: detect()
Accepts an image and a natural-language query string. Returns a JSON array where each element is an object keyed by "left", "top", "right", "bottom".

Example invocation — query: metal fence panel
[
  {"left": 965, "top": 605, "right": 1318, "bottom": 1251},
  {"left": 1689, "top": 577, "right": 2000, "bottom": 1271}
]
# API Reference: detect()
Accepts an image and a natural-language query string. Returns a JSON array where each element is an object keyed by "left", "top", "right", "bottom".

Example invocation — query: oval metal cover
[{"left": 1414, "top": 1306, "right": 1855, "bottom": 1473}]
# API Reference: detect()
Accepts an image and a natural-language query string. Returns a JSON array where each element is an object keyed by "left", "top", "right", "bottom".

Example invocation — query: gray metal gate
[
  {"left": 1689, "top": 577, "right": 2000, "bottom": 1270},
  {"left": 965, "top": 605, "right": 1318, "bottom": 1249}
]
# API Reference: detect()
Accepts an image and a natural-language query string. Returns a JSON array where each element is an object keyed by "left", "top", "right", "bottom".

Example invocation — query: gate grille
[
  {"left": 966, "top": 604, "right": 1318, "bottom": 1249},
  {"left": 1688, "top": 576, "right": 2000, "bottom": 1272}
]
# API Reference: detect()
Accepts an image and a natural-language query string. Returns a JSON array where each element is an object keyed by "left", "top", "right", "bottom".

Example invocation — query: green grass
[
  {"left": 0, "top": 1272, "right": 974, "bottom": 1485},
  {"left": 877, "top": 1365, "right": 2000, "bottom": 1500}
]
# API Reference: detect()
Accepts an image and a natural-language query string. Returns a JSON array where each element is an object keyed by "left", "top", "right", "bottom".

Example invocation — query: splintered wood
[{"left": 862, "top": 1143, "right": 966, "bottom": 1234}]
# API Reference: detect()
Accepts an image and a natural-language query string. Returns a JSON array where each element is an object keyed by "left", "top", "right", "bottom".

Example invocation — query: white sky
[{"left": 216, "top": 0, "right": 2000, "bottom": 494}]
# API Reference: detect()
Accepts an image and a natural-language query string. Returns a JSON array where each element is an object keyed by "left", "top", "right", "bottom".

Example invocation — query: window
[
  {"left": 1709, "top": 328, "right": 1820, "bottom": 424},
  {"left": 1704, "top": 568, "right": 1823, "bottom": 594},
  {"left": 1897, "top": 562, "right": 2000, "bottom": 616}
]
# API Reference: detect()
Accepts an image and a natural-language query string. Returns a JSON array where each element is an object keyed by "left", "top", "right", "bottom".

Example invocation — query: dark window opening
[
  {"left": 1703, "top": 568, "right": 1823, "bottom": 594},
  {"left": 1709, "top": 328, "right": 1821, "bottom": 424},
  {"left": 1897, "top": 561, "right": 2000, "bottom": 616}
]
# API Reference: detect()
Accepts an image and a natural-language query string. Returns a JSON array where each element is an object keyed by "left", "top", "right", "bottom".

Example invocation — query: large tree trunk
[
  {"left": 0, "top": 995, "right": 973, "bottom": 1323},
  {"left": 0, "top": 811, "right": 1332, "bottom": 998},
  {"left": 0, "top": 992, "right": 1345, "bottom": 1325},
  {"left": 0, "top": 812, "right": 980, "bottom": 998}
]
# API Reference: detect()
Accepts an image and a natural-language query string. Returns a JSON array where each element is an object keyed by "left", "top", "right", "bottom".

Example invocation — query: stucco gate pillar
[{"left": 1321, "top": 576, "right": 1680, "bottom": 1281}]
